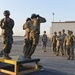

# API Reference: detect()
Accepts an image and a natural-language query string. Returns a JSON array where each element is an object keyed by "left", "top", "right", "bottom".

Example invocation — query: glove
[{"left": 36, "top": 14, "right": 40, "bottom": 17}]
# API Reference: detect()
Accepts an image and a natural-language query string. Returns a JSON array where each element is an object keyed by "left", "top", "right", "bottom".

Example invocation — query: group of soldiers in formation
[
  {"left": 0, "top": 10, "right": 46, "bottom": 59},
  {"left": 52, "top": 29, "right": 75, "bottom": 60}
]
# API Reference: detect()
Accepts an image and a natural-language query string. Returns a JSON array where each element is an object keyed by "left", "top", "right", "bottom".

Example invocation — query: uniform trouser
[
  {"left": 2, "top": 35, "right": 13, "bottom": 54},
  {"left": 42, "top": 42, "right": 47, "bottom": 51},
  {"left": 71, "top": 46, "right": 74, "bottom": 58},
  {"left": 63, "top": 44, "right": 66, "bottom": 55},
  {"left": 52, "top": 43, "right": 56, "bottom": 53},
  {"left": 66, "top": 45, "right": 74, "bottom": 58},
  {"left": 57, "top": 44, "right": 63, "bottom": 55},
  {"left": 23, "top": 39, "right": 31, "bottom": 57},
  {"left": 28, "top": 33, "right": 40, "bottom": 57}
]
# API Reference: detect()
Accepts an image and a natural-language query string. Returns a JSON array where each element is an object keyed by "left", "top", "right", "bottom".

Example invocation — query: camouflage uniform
[
  {"left": 62, "top": 33, "right": 67, "bottom": 55},
  {"left": 28, "top": 14, "right": 46, "bottom": 58},
  {"left": 56, "top": 32, "right": 63, "bottom": 56},
  {"left": 42, "top": 31, "right": 47, "bottom": 52},
  {"left": 52, "top": 32, "right": 57, "bottom": 54},
  {"left": 65, "top": 34, "right": 71, "bottom": 59},
  {"left": 0, "top": 11, "right": 14, "bottom": 59},
  {"left": 70, "top": 31, "right": 75, "bottom": 59},
  {"left": 23, "top": 19, "right": 32, "bottom": 58},
  {"left": 65, "top": 30, "right": 75, "bottom": 60}
]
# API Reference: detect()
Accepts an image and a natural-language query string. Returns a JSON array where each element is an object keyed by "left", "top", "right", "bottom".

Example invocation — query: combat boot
[
  {"left": 0, "top": 51, "right": 3, "bottom": 55},
  {"left": 3, "top": 52, "right": 7, "bottom": 59},
  {"left": 61, "top": 53, "right": 64, "bottom": 56},
  {"left": 24, "top": 55, "right": 31, "bottom": 60},
  {"left": 67, "top": 57, "right": 70, "bottom": 60},
  {"left": 44, "top": 48, "right": 46, "bottom": 52},
  {"left": 27, "top": 56, "right": 31, "bottom": 59},
  {"left": 6, "top": 54, "right": 12, "bottom": 59},
  {"left": 44, "top": 51, "right": 46, "bottom": 52},
  {"left": 0, "top": 51, "right": 3, "bottom": 57},
  {"left": 56, "top": 54, "right": 59, "bottom": 56},
  {"left": 3, "top": 53, "right": 12, "bottom": 59},
  {"left": 72, "top": 56, "right": 74, "bottom": 60}
]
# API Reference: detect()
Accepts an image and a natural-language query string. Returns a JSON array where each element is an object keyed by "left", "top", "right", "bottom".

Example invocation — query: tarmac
[{"left": 0, "top": 37, "right": 75, "bottom": 75}]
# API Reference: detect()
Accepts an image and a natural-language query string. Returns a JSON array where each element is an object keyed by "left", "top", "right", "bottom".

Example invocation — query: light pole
[
  {"left": 52, "top": 13, "right": 54, "bottom": 36},
  {"left": 52, "top": 13, "right": 54, "bottom": 22}
]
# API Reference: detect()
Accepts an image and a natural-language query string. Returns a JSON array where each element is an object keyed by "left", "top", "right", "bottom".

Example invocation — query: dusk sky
[{"left": 0, "top": 0, "right": 75, "bottom": 36}]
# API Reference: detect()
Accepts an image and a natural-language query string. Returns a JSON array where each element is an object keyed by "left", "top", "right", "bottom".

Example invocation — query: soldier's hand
[
  {"left": 37, "top": 14, "right": 40, "bottom": 17},
  {"left": 4, "top": 18, "right": 9, "bottom": 23},
  {"left": 4, "top": 18, "right": 7, "bottom": 22}
]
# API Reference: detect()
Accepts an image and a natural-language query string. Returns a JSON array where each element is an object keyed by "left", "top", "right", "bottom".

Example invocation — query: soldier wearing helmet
[
  {"left": 52, "top": 32, "right": 57, "bottom": 54},
  {"left": 3, "top": 10, "right": 10, "bottom": 16},
  {"left": 0, "top": 10, "right": 14, "bottom": 59},
  {"left": 70, "top": 30, "right": 75, "bottom": 60},
  {"left": 62, "top": 29, "right": 67, "bottom": 56},
  {"left": 44, "top": 31, "right": 46, "bottom": 33},
  {"left": 31, "top": 14, "right": 37, "bottom": 19},
  {"left": 42, "top": 31, "right": 47, "bottom": 52},
  {"left": 56, "top": 31, "right": 63, "bottom": 56},
  {"left": 54, "top": 32, "right": 57, "bottom": 34}
]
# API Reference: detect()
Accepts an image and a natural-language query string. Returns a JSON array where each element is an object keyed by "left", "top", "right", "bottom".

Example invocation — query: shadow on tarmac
[{"left": 25, "top": 68, "right": 69, "bottom": 75}]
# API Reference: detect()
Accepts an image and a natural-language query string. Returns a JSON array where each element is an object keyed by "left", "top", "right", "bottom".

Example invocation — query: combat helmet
[
  {"left": 62, "top": 29, "right": 65, "bottom": 31},
  {"left": 58, "top": 31, "right": 61, "bottom": 34},
  {"left": 3, "top": 10, "right": 10, "bottom": 16},
  {"left": 44, "top": 31, "right": 46, "bottom": 33},
  {"left": 26, "top": 18, "right": 31, "bottom": 22},
  {"left": 31, "top": 13, "right": 37, "bottom": 19},
  {"left": 54, "top": 32, "right": 57, "bottom": 34}
]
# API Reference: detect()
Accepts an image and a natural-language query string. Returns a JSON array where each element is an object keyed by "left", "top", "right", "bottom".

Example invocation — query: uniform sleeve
[
  {"left": 73, "top": 35, "right": 75, "bottom": 41},
  {"left": 0, "top": 19, "right": 6, "bottom": 29},
  {"left": 46, "top": 35, "right": 48, "bottom": 42},
  {"left": 23, "top": 22, "right": 28, "bottom": 30},
  {"left": 38, "top": 16, "right": 46, "bottom": 23}
]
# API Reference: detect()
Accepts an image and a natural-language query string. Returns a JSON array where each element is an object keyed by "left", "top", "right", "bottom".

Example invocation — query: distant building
[{"left": 50, "top": 21, "right": 75, "bottom": 38}]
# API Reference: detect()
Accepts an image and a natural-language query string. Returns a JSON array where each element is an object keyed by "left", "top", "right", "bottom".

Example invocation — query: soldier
[
  {"left": 62, "top": 29, "right": 67, "bottom": 55},
  {"left": 23, "top": 18, "right": 31, "bottom": 58},
  {"left": 28, "top": 14, "right": 46, "bottom": 59},
  {"left": 70, "top": 31, "right": 74, "bottom": 60},
  {"left": 42, "top": 31, "right": 47, "bottom": 52},
  {"left": 56, "top": 31, "right": 63, "bottom": 56},
  {"left": 52, "top": 32, "right": 57, "bottom": 54},
  {"left": 0, "top": 10, "right": 14, "bottom": 59},
  {"left": 64, "top": 30, "right": 71, "bottom": 60}
]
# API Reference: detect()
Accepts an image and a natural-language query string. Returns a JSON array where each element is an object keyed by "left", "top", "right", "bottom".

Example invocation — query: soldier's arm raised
[{"left": 37, "top": 15, "right": 46, "bottom": 23}]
